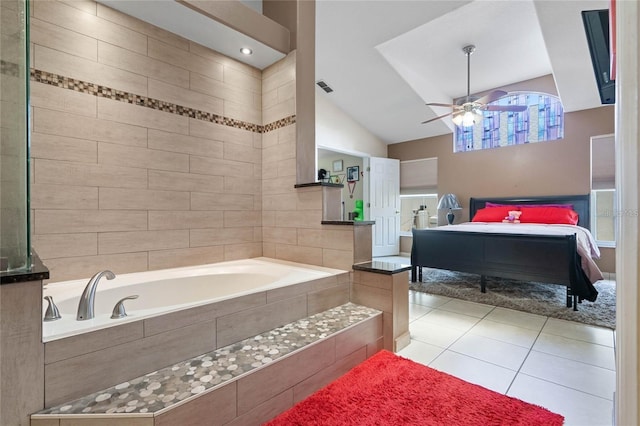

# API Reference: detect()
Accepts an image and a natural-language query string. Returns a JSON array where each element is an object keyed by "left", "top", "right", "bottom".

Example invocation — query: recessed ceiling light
[{"left": 240, "top": 47, "right": 253, "bottom": 55}]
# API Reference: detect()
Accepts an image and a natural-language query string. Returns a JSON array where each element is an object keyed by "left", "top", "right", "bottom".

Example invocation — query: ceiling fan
[{"left": 422, "top": 45, "right": 528, "bottom": 126}]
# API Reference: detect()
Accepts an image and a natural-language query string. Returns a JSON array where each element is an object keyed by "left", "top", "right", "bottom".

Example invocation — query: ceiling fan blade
[
  {"left": 475, "top": 90, "right": 508, "bottom": 105},
  {"left": 426, "top": 102, "right": 458, "bottom": 108},
  {"left": 483, "top": 104, "right": 529, "bottom": 112},
  {"left": 421, "top": 111, "right": 454, "bottom": 124}
]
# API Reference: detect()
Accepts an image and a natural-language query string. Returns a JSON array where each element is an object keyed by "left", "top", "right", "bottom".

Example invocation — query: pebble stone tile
[{"left": 38, "top": 302, "right": 381, "bottom": 416}]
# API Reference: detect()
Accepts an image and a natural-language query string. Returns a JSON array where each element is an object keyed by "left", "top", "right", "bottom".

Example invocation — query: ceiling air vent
[{"left": 316, "top": 80, "right": 334, "bottom": 93}]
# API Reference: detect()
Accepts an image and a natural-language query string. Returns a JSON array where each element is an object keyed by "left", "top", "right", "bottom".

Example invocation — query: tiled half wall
[{"left": 31, "top": 0, "right": 358, "bottom": 283}]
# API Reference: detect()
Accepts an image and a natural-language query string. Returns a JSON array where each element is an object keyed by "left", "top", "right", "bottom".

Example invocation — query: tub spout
[{"left": 77, "top": 270, "right": 115, "bottom": 321}]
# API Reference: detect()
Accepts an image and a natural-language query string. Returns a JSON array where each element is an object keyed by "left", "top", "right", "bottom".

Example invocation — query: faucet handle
[
  {"left": 111, "top": 295, "right": 138, "bottom": 319},
  {"left": 44, "top": 296, "right": 62, "bottom": 322}
]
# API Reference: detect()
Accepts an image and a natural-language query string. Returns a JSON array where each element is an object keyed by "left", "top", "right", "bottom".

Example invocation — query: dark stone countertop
[
  {"left": 352, "top": 261, "right": 412, "bottom": 275},
  {"left": 0, "top": 251, "right": 49, "bottom": 285},
  {"left": 321, "top": 220, "right": 375, "bottom": 226}
]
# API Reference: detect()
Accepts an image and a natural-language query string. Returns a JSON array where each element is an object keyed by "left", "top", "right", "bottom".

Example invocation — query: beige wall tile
[
  {"left": 97, "top": 97, "right": 189, "bottom": 134},
  {"left": 98, "top": 230, "right": 189, "bottom": 255},
  {"left": 190, "top": 228, "right": 254, "bottom": 247},
  {"left": 223, "top": 211, "right": 261, "bottom": 227},
  {"left": 275, "top": 211, "right": 323, "bottom": 229},
  {"left": 263, "top": 98, "right": 295, "bottom": 125},
  {"left": 154, "top": 382, "right": 236, "bottom": 426},
  {"left": 44, "top": 322, "right": 144, "bottom": 364},
  {"left": 274, "top": 244, "right": 323, "bottom": 266},
  {"left": 148, "top": 38, "right": 223, "bottom": 81},
  {"left": 224, "top": 65, "right": 261, "bottom": 94},
  {"left": 31, "top": 82, "right": 97, "bottom": 118},
  {"left": 297, "top": 190, "right": 323, "bottom": 211},
  {"left": 44, "top": 321, "right": 215, "bottom": 406},
  {"left": 322, "top": 248, "right": 355, "bottom": 271},
  {"left": 34, "top": 159, "right": 147, "bottom": 189},
  {"left": 236, "top": 338, "right": 334, "bottom": 414},
  {"left": 33, "top": 107, "right": 148, "bottom": 148},
  {"left": 296, "top": 229, "right": 323, "bottom": 248},
  {"left": 224, "top": 241, "right": 263, "bottom": 261},
  {"left": 307, "top": 284, "right": 350, "bottom": 315},
  {"left": 190, "top": 72, "right": 255, "bottom": 107},
  {"left": 262, "top": 193, "right": 298, "bottom": 212},
  {"left": 148, "top": 78, "right": 223, "bottom": 116},
  {"left": 35, "top": 209, "right": 147, "bottom": 234},
  {"left": 190, "top": 154, "right": 253, "bottom": 177},
  {"left": 98, "top": 188, "right": 190, "bottom": 210},
  {"left": 31, "top": 132, "right": 97, "bottom": 163},
  {"left": 31, "top": 184, "right": 98, "bottom": 210},
  {"left": 262, "top": 138, "right": 295, "bottom": 163},
  {"left": 223, "top": 176, "right": 260, "bottom": 195},
  {"left": 148, "top": 129, "right": 223, "bottom": 158},
  {"left": 0, "top": 281, "right": 44, "bottom": 426},
  {"left": 148, "top": 210, "right": 224, "bottom": 230},
  {"left": 293, "top": 346, "right": 366, "bottom": 404},
  {"left": 143, "top": 292, "right": 264, "bottom": 337},
  {"left": 60, "top": 418, "right": 153, "bottom": 426},
  {"left": 224, "top": 99, "right": 261, "bottom": 125},
  {"left": 34, "top": 45, "right": 148, "bottom": 95},
  {"left": 262, "top": 226, "right": 297, "bottom": 245},
  {"left": 228, "top": 389, "right": 292, "bottom": 426},
  {"left": 217, "top": 294, "right": 307, "bottom": 348},
  {"left": 98, "top": 40, "right": 189, "bottom": 88},
  {"left": 224, "top": 141, "right": 261, "bottom": 164},
  {"left": 262, "top": 175, "right": 297, "bottom": 195},
  {"left": 190, "top": 192, "right": 254, "bottom": 211},
  {"left": 97, "top": 3, "right": 189, "bottom": 50},
  {"left": 262, "top": 63, "right": 294, "bottom": 94},
  {"left": 350, "top": 283, "right": 392, "bottom": 313},
  {"left": 189, "top": 118, "right": 253, "bottom": 146},
  {"left": 321, "top": 229, "right": 354, "bottom": 251},
  {"left": 33, "top": 233, "right": 98, "bottom": 259},
  {"left": 335, "top": 315, "right": 383, "bottom": 359},
  {"left": 33, "top": 0, "right": 147, "bottom": 55},
  {"left": 31, "top": 17, "right": 97, "bottom": 61},
  {"left": 148, "top": 246, "right": 225, "bottom": 272},
  {"left": 29, "top": 418, "right": 60, "bottom": 426},
  {"left": 353, "top": 270, "right": 392, "bottom": 290},
  {"left": 98, "top": 143, "right": 189, "bottom": 173},
  {"left": 60, "top": 0, "right": 96, "bottom": 14}
]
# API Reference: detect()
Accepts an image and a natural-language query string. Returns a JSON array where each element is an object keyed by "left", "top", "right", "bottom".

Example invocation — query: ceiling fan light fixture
[{"left": 462, "top": 111, "right": 476, "bottom": 127}]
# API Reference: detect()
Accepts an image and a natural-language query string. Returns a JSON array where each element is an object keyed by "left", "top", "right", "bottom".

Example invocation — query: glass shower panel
[{"left": 0, "top": 0, "right": 30, "bottom": 272}]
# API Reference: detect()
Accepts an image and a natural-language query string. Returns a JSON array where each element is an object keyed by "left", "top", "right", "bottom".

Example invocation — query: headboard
[{"left": 469, "top": 194, "right": 591, "bottom": 230}]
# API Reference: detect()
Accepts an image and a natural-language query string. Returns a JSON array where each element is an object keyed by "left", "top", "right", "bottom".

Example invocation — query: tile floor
[{"left": 376, "top": 256, "right": 616, "bottom": 426}]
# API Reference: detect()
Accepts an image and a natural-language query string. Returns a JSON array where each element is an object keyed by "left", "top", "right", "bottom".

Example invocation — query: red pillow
[
  {"left": 519, "top": 206, "right": 579, "bottom": 225},
  {"left": 472, "top": 206, "right": 514, "bottom": 222}
]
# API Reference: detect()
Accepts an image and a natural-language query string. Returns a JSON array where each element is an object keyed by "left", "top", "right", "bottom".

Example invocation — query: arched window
[{"left": 454, "top": 92, "right": 564, "bottom": 152}]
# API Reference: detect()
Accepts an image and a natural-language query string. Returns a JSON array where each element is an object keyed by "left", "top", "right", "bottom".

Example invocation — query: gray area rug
[{"left": 410, "top": 268, "right": 616, "bottom": 329}]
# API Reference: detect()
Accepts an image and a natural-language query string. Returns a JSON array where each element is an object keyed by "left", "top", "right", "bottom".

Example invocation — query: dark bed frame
[{"left": 410, "top": 195, "right": 598, "bottom": 311}]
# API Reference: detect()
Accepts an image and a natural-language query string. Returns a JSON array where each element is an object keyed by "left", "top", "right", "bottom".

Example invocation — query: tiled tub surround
[
  {"left": 42, "top": 258, "right": 350, "bottom": 407},
  {"left": 34, "top": 303, "right": 381, "bottom": 424}
]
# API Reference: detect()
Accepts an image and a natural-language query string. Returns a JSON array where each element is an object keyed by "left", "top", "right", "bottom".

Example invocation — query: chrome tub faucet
[{"left": 77, "top": 270, "right": 115, "bottom": 320}]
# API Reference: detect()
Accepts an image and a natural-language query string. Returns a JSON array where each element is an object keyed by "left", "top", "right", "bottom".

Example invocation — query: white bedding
[{"left": 432, "top": 222, "right": 604, "bottom": 283}]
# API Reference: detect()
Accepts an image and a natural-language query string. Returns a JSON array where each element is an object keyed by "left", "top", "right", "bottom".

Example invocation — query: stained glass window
[{"left": 454, "top": 92, "right": 564, "bottom": 152}]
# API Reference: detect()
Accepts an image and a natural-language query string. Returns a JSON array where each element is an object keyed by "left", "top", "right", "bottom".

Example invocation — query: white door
[{"left": 368, "top": 157, "right": 400, "bottom": 256}]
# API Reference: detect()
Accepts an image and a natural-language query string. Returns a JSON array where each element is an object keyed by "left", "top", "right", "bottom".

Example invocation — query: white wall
[{"left": 315, "top": 87, "right": 387, "bottom": 158}]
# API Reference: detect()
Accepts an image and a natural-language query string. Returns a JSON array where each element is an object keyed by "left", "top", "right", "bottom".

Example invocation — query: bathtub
[{"left": 42, "top": 257, "right": 345, "bottom": 342}]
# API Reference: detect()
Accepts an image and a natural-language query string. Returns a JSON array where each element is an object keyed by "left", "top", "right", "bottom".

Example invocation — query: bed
[{"left": 410, "top": 194, "right": 602, "bottom": 311}]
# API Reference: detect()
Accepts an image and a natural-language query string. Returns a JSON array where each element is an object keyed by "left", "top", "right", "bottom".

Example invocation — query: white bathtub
[{"left": 43, "top": 257, "right": 345, "bottom": 342}]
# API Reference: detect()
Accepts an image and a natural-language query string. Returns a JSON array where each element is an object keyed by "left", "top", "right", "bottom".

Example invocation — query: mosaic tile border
[
  {"left": 36, "top": 303, "right": 381, "bottom": 416},
  {"left": 30, "top": 69, "right": 295, "bottom": 134}
]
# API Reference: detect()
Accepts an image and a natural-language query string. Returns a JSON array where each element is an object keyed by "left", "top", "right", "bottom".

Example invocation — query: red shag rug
[{"left": 265, "top": 350, "right": 563, "bottom": 426}]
